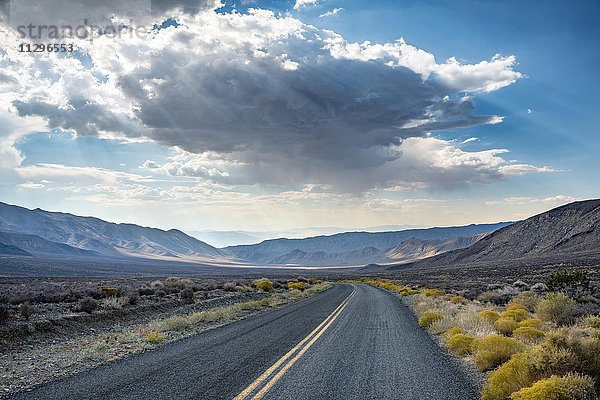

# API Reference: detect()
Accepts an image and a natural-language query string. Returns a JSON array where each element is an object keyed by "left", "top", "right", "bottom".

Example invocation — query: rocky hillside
[
  {"left": 393, "top": 199, "right": 600, "bottom": 269},
  {"left": 0, "top": 202, "right": 228, "bottom": 261}
]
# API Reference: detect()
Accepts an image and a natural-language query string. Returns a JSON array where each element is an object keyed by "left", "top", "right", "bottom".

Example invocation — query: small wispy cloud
[
  {"left": 462, "top": 137, "right": 479, "bottom": 144},
  {"left": 320, "top": 8, "right": 344, "bottom": 17},
  {"left": 294, "top": 0, "right": 321, "bottom": 10}
]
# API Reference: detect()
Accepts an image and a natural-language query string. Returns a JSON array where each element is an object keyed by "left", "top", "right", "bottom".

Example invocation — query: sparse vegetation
[
  {"left": 288, "top": 281, "right": 308, "bottom": 290},
  {"left": 18, "top": 303, "right": 37, "bottom": 320},
  {"left": 383, "top": 276, "right": 600, "bottom": 400},
  {"left": 179, "top": 288, "right": 195, "bottom": 303},
  {"left": 0, "top": 304, "right": 9, "bottom": 324},
  {"left": 513, "top": 326, "right": 545, "bottom": 342},
  {"left": 77, "top": 297, "right": 98, "bottom": 313},
  {"left": 510, "top": 373, "right": 596, "bottom": 400},
  {"left": 418, "top": 312, "right": 444, "bottom": 328},
  {"left": 480, "top": 309, "right": 501, "bottom": 322},
  {"left": 447, "top": 333, "right": 477, "bottom": 356},
  {"left": 145, "top": 331, "right": 166, "bottom": 344},
  {"left": 588, "top": 316, "right": 600, "bottom": 329},
  {"left": 535, "top": 292, "right": 577, "bottom": 325},
  {"left": 253, "top": 278, "right": 274, "bottom": 292},
  {"left": 474, "top": 335, "right": 526, "bottom": 371},
  {"left": 98, "top": 286, "right": 118, "bottom": 298},
  {"left": 495, "top": 317, "right": 518, "bottom": 335}
]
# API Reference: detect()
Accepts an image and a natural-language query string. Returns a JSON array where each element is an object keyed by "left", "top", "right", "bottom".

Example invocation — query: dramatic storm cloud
[{"left": 1, "top": 0, "right": 547, "bottom": 192}]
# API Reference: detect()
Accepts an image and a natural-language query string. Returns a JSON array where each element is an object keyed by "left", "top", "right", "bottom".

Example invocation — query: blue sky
[{"left": 0, "top": 0, "right": 597, "bottom": 235}]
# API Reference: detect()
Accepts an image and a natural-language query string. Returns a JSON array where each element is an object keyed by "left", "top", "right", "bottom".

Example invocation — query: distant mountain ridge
[
  {"left": 0, "top": 202, "right": 227, "bottom": 261},
  {"left": 392, "top": 199, "right": 600, "bottom": 270},
  {"left": 225, "top": 223, "right": 511, "bottom": 266}
]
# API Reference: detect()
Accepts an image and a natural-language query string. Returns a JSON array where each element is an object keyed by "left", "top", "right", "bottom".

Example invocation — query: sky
[{"left": 0, "top": 0, "right": 598, "bottom": 236}]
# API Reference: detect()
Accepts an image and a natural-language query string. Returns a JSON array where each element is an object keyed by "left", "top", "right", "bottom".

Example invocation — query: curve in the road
[{"left": 12, "top": 283, "right": 479, "bottom": 400}]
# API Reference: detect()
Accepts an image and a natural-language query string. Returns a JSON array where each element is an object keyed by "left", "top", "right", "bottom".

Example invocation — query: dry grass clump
[
  {"left": 587, "top": 316, "right": 600, "bottom": 329},
  {"left": 535, "top": 292, "right": 577, "bottom": 326},
  {"left": 288, "top": 282, "right": 308, "bottom": 290},
  {"left": 474, "top": 335, "right": 526, "bottom": 371},
  {"left": 102, "top": 296, "right": 128, "bottom": 310},
  {"left": 495, "top": 318, "right": 518, "bottom": 335},
  {"left": 442, "top": 326, "right": 464, "bottom": 340},
  {"left": 480, "top": 309, "right": 502, "bottom": 322},
  {"left": 98, "top": 286, "right": 118, "bottom": 298},
  {"left": 359, "top": 278, "right": 419, "bottom": 296},
  {"left": 518, "top": 319, "right": 544, "bottom": 329},
  {"left": 502, "top": 308, "right": 529, "bottom": 323},
  {"left": 513, "top": 327, "right": 545, "bottom": 342},
  {"left": 418, "top": 312, "right": 444, "bottom": 328},
  {"left": 424, "top": 288, "right": 445, "bottom": 297},
  {"left": 509, "top": 292, "right": 541, "bottom": 312},
  {"left": 253, "top": 278, "right": 274, "bottom": 292},
  {"left": 447, "top": 333, "right": 477, "bottom": 356},
  {"left": 510, "top": 373, "right": 596, "bottom": 400},
  {"left": 145, "top": 331, "right": 166, "bottom": 344}
]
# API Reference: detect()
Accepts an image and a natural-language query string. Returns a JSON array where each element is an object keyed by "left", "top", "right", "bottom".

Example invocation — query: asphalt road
[{"left": 13, "top": 284, "right": 479, "bottom": 400}]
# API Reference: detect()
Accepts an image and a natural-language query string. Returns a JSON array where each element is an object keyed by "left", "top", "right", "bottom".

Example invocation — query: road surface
[{"left": 13, "top": 284, "right": 479, "bottom": 400}]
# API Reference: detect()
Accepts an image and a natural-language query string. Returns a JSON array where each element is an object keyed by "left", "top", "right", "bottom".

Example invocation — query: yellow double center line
[{"left": 233, "top": 286, "right": 356, "bottom": 400}]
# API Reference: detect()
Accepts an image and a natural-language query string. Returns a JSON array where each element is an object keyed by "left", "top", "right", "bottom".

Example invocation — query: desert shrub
[
  {"left": 0, "top": 304, "right": 9, "bottom": 324},
  {"left": 223, "top": 282, "right": 237, "bottom": 292},
  {"left": 102, "top": 296, "right": 127, "bottom": 309},
  {"left": 442, "top": 327, "right": 464, "bottom": 340},
  {"left": 503, "top": 308, "right": 529, "bottom": 322},
  {"left": 150, "top": 280, "right": 164, "bottom": 289},
  {"left": 510, "top": 373, "right": 596, "bottom": 400},
  {"left": 507, "top": 303, "right": 528, "bottom": 312},
  {"left": 138, "top": 286, "right": 154, "bottom": 296},
  {"left": 510, "top": 292, "right": 541, "bottom": 312},
  {"left": 482, "top": 343, "right": 581, "bottom": 400},
  {"left": 480, "top": 309, "right": 502, "bottom": 322},
  {"left": 179, "top": 288, "right": 194, "bottom": 302},
  {"left": 513, "top": 327, "right": 545, "bottom": 342},
  {"left": 165, "top": 277, "right": 196, "bottom": 290},
  {"left": 535, "top": 293, "right": 577, "bottom": 325},
  {"left": 18, "top": 303, "right": 37, "bottom": 320},
  {"left": 447, "top": 333, "right": 477, "bottom": 356},
  {"left": 288, "top": 282, "right": 308, "bottom": 290},
  {"left": 424, "top": 288, "right": 445, "bottom": 297},
  {"left": 546, "top": 270, "right": 594, "bottom": 300},
  {"left": 77, "top": 297, "right": 98, "bottom": 313},
  {"left": 145, "top": 331, "right": 166, "bottom": 344},
  {"left": 98, "top": 286, "right": 118, "bottom": 298},
  {"left": 474, "top": 335, "right": 526, "bottom": 371},
  {"left": 155, "top": 289, "right": 166, "bottom": 298},
  {"left": 253, "top": 279, "right": 274, "bottom": 292},
  {"left": 587, "top": 316, "right": 600, "bottom": 329},
  {"left": 418, "top": 312, "right": 444, "bottom": 328},
  {"left": 495, "top": 317, "right": 518, "bottom": 335},
  {"left": 482, "top": 351, "right": 536, "bottom": 400},
  {"left": 518, "top": 319, "right": 544, "bottom": 329},
  {"left": 449, "top": 295, "right": 466, "bottom": 304},
  {"left": 127, "top": 292, "right": 139, "bottom": 305}
]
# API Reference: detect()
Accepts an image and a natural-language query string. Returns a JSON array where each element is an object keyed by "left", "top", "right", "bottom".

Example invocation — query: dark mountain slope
[{"left": 391, "top": 199, "right": 600, "bottom": 269}]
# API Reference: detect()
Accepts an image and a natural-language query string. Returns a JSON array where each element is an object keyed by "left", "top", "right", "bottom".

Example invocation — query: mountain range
[
  {"left": 0, "top": 202, "right": 227, "bottom": 261},
  {"left": 391, "top": 199, "right": 600, "bottom": 270},
  {"left": 0, "top": 202, "right": 510, "bottom": 267},
  {"left": 224, "top": 223, "right": 511, "bottom": 266}
]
